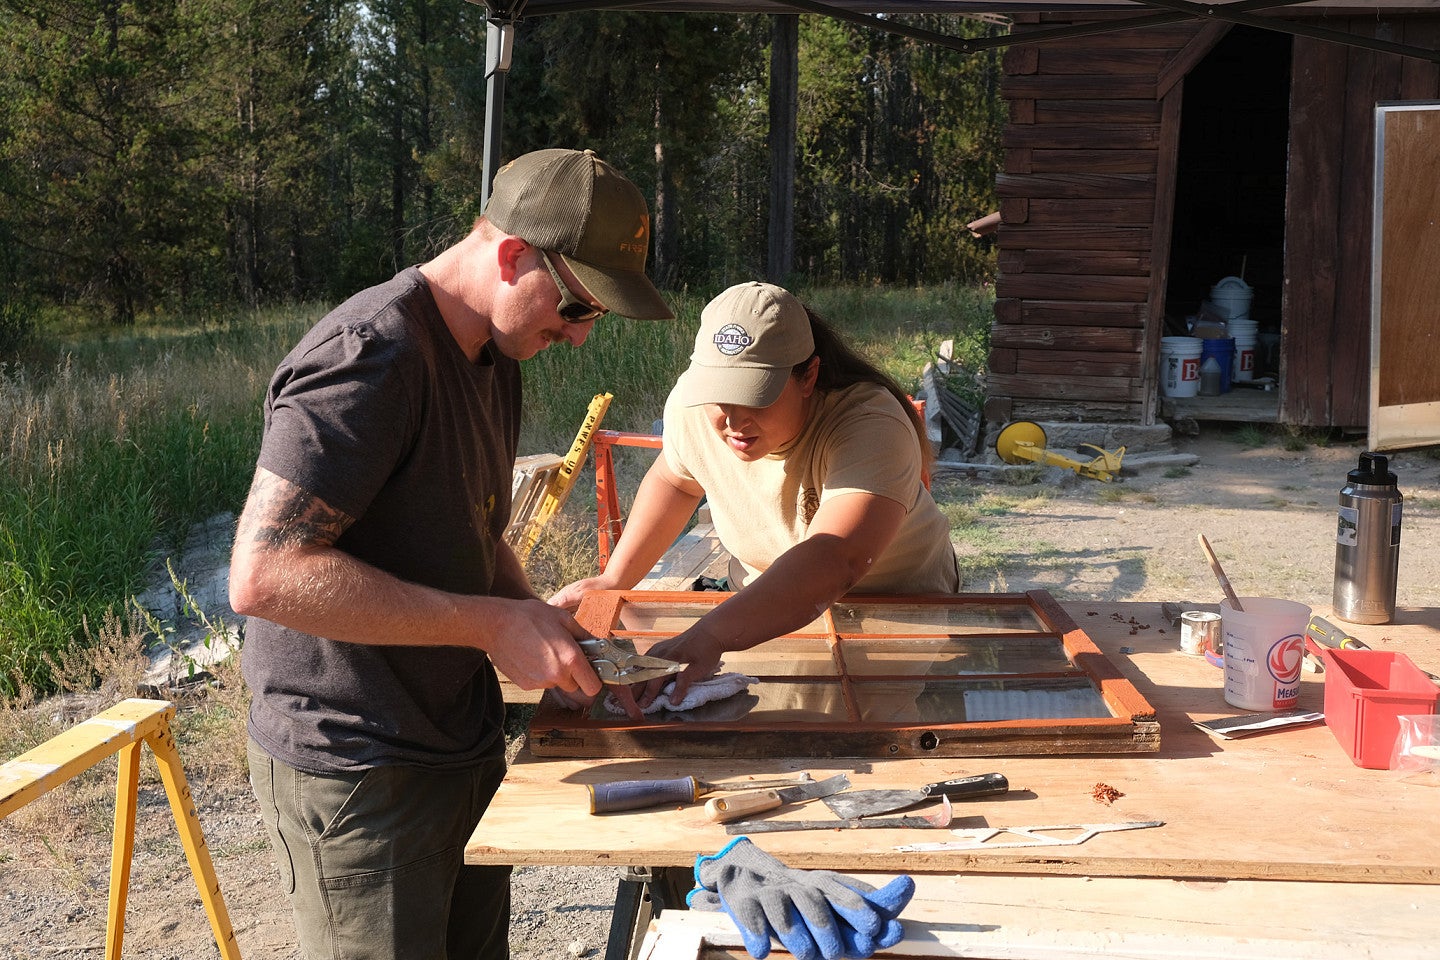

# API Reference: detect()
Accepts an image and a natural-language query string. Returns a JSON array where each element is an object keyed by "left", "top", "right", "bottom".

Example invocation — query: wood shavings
[{"left": 1092, "top": 782, "right": 1123, "bottom": 805}]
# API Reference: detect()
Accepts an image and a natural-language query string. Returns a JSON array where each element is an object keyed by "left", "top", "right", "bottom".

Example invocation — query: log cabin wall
[{"left": 988, "top": 12, "right": 1440, "bottom": 430}]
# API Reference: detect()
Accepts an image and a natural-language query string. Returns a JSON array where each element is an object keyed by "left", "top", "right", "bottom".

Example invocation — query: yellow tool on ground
[{"left": 994, "top": 421, "right": 1125, "bottom": 483}]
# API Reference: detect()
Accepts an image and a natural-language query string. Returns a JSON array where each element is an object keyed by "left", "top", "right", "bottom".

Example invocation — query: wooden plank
[
  {"left": 1020, "top": 198, "right": 1155, "bottom": 226},
  {"left": 1002, "top": 74, "right": 1157, "bottom": 100},
  {"left": 1003, "top": 146, "right": 1034, "bottom": 174},
  {"left": 1026, "top": 147, "right": 1158, "bottom": 174},
  {"left": 994, "top": 298, "right": 1148, "bottom": 326},
  {"left": 1003, "top": 122, "right": 1162, "bottom": 151},
  {"left": 1144, "top": 81, "right": 1185, "bottom": 426},
  {"left": 635, "top": 520, "right": 729, "bottom": 592},
  {"left": 1011, "top": 20, "right": 1214, "bottom": 51},
  {"left": 504, "top": 453, "right": 565, "bottom": 549},
  {"left": 998, "top": 224, "right": 1152, "bottom": 250},
  {"left": 1333, "top": 25, "right": 1394, "bottom": 428},
  {"left": 1282, "top": 36, "right": 1347, "bottom": 426},
  {"left": 1398, "top": 16, "right": 1440, "bottom": 98},
  {"left": 1156, "top": 21, "right": 1230, "bottom": 98},
  {"left": 1015, "top": 350, "right": 1141, "bottom": 378},
  {"left": 1013, "top": 397, "right": 1141, "bottom": 420},
  {"left": 996, "top": 273, "right": 1151, "bottom": 302},
  {"left": 1034, "top": 98, "right": 1164, "bottom": 124},
  {"left": 1000, "top": 247, "right": 1151, "bottom": 276},
  {"left": 1037, "top": 47, "right": 1174, "bottom": 76},
  {"left": 1004, "top": 43, "right": 1039, "bottom": 75},
  {"left": 638, "top": 877, "right": 1440, "bottom": 959},
  {"left": 987, "top": 346, "right": 1017, "bottom": 374},
  {"left": 998, "top": 196, "right": 1030, "bottom": 224},
  {"left": 992, "top": 323, "right": 1146, "bottom": 351},
  {"left": 469, "top": 601, "right": 1440, "bottom": 886},
  {"left": 986, "top": 372, "right": 1145, "bottom": 401},
  {"left": 996, "top": 172, "right": 1155, "bottom": 200}
]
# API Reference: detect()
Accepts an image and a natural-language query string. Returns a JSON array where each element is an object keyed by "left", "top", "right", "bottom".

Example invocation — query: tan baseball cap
[
  {"left": 673, "top": 282, "right": 815, "bottom": 408},
  {"left": 484, "top": 148, "right": 674, "bottom": 320}
]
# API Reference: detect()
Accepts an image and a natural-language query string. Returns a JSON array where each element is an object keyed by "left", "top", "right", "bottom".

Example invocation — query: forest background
[
  {"left": 0, "top": 2, "right": 1006, "bottom": 336},
  {"left": 0, "top": 3, "right": 1008, "bottom": 696}
]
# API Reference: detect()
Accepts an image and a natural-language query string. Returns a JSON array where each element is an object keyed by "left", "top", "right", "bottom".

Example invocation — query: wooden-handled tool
[
  {"left": 1198, "top": 534, "right": 1244, "bottom": 612},
  {"left": 703, "top": 774, "right": 851, "bottom": 823}
]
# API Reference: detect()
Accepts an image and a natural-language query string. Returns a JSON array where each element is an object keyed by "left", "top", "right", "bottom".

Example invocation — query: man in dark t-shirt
[{"left": 229, "top": 149, "right": 672, "bottom": 960}]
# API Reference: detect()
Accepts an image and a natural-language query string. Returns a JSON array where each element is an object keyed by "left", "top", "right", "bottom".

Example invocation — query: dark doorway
[{"left": 1166, "top": 27, "right": 1293, "bottom": 386}]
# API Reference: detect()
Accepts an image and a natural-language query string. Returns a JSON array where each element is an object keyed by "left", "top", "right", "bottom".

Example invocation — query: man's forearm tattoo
[{"left": 241, "top": 472, "right": 353, "bottom": 549}]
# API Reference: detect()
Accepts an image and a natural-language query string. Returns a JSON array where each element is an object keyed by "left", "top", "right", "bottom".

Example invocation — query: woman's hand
[
  {"left": 548, "top": 574, "right": 616, "bottom": 612},
  {"left": 634, "top": 628, "right": 729, "bottom": 708}
]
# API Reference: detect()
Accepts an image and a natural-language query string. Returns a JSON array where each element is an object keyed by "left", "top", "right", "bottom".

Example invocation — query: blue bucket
[{"left": 1200, "top": 337, "right": 1235, "bottom": 393}]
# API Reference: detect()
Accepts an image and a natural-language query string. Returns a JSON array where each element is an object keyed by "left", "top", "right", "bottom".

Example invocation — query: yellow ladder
[{"left": 0, "top": 698, "right": 241, "bottom": 959}]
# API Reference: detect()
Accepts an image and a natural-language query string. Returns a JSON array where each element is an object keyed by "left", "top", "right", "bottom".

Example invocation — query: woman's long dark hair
[{"left": 794, "top": 305, "right": 934, "bottom": 473}]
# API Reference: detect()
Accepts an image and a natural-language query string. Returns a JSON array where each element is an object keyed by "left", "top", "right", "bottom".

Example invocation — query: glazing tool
[{"left": 704, "top": 774, "right": 851, "bottom": 823}]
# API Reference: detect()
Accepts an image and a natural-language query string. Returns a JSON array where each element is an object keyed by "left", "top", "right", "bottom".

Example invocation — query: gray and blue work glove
[{"left": 687, "top": 836, "right": 915, "bottom": 960}]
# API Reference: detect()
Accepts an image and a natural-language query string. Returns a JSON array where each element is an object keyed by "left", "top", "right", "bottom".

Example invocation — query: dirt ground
[{"left": 2, "top": 425, "right": 1438, "bottom": 960}]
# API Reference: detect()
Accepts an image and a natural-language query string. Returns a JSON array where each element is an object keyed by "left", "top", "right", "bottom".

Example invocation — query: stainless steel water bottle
[{"left": 1332, "top": 451, "right": 1403, "bottom": 624}]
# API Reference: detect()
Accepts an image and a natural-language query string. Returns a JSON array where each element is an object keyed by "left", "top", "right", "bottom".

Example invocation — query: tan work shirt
[{"left": 662, "top": 382, "right": 959, "bottom": 594}]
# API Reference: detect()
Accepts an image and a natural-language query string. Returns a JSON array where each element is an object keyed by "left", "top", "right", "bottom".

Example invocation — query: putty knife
[
  {"left": 821, "top": 772, "right": 1007, "bottom": 819},
  {"left": 704, "top": 774, "right": 851, "bottom": 824}
]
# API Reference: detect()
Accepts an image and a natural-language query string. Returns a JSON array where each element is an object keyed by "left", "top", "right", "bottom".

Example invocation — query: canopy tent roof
[{"left": 468, "top": 0, "right": 1440, "bottom": 198}]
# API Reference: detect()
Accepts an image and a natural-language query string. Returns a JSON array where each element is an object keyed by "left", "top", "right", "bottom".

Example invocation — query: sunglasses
[{"left": 538, "top": 249, "right": 607, "bottom": 324}]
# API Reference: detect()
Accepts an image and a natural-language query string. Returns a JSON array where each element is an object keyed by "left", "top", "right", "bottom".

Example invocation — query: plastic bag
[{"left": 1390, "top": 714, "right": 1440, "bottom": 773}]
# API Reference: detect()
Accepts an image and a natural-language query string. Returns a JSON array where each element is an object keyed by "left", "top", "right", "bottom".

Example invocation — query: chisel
[{"left": 589, "top": 773, "right": 813, "bottom": 814}]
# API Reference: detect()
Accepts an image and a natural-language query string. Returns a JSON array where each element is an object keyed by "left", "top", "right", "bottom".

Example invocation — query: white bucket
[
  {"left": 1159, "top": 336, "right": 1204, "bottom": 398},
  {"left": 1232, "top": 333, "right": 1258, "bottom": 382},
  {"left": 1220, "top": 597, "right": 1311, "bottom": 711},
  {"left": 1226, "top": 318, "right": 1258, "bottom": 336},
  {"left": 1210, "top": 276, "right": 1254, "bottom": 319}
]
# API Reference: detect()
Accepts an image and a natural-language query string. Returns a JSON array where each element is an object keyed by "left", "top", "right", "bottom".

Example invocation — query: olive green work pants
[{"left": 248, "top": 738, "right": 511, "bottom": 960}]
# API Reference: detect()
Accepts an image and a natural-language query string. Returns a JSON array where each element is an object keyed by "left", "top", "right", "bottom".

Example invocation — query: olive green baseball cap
[
  {"left": 674, "top": 282, "right": 815, "bottom": 408},
  {"left": 484, "top": 148, "right": 674, "bottom": 320}
]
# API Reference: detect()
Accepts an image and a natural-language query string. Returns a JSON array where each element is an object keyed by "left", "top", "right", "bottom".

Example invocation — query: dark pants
[{"left": 248, "top": 738, "right": 511, "bottom": 960}]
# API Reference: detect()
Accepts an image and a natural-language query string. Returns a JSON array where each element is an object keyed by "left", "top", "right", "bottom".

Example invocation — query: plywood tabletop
[{"left": 470, "top": 599, "right": 1440, "bottom": 885}]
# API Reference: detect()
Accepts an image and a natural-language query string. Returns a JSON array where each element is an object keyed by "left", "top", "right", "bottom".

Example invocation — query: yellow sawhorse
[{"left": 0, "top": 697, "right": 241, "bottom": 960}]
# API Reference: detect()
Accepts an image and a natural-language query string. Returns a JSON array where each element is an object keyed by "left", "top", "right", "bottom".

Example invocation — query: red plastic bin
[{"left": 1322, "top": 648, "right": 1440, "bottom": 769}]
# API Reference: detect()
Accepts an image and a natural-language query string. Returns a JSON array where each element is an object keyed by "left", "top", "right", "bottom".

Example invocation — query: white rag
[{"left": 603, "top": 672, "right": 759, "bottom": 715}]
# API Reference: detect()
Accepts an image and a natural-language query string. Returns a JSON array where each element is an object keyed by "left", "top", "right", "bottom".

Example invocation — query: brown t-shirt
[
  {"left": 662, "top": 382, "right": 958, "bottom": 593},
  {"left": 243, "top": 268, "right": 519, "bottom": 774}
]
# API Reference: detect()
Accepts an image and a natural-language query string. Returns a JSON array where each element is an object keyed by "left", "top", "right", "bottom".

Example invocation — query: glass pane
[
  {"left": 841, "top": 636, "right": 1074, "bottom": 676},
  {"left": 853, "top": 678, "right": 1111, "bottom": 723},
  {"left": 718, "top": 638, "right": 838, "bottom": 677},
  {"left": 616, "top": 600, "right": 830, "bottom": 635},
  {"left": 830, "top": 601, "right": 1043, "bottom": 635},
  {"left": 584, "top": 681, "right": 848, "bottom": 723}
]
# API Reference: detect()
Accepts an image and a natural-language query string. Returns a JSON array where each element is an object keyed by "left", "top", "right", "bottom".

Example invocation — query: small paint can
[{"left": 1180, "top": 611, "right": 1222, "bottom": 656}]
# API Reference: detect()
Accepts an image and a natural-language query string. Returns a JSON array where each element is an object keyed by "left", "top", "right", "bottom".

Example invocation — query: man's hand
[{"left": 480, "top": 599, "right": 604, "bottom": 698}]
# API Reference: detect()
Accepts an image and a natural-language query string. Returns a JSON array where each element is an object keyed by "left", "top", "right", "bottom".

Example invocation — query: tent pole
[{"left": 482, "top": 19, "right": 515, "bottom": 207}]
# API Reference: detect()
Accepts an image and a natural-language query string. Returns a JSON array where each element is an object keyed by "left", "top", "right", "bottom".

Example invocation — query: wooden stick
[{"left": 1198, "top": 534, "right": 1244, "bottom": 612}]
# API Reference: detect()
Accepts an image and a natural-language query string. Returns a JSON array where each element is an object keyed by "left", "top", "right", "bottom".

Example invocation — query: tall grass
[
  {"left": 0, "top": 306, "right": 317, "bottom": 695},
  {"left": 0, "top": 283, "right": 993, "bottom": 699}
]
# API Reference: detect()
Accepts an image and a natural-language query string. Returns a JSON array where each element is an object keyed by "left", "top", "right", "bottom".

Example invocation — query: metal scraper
[{"left": 822, "top": 772, "right": 1008, "bottom": 819}]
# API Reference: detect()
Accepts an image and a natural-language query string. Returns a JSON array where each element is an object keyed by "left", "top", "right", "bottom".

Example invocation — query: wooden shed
[{"left": 985, "top": 10, "right": 1440, "bottom": 435}]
